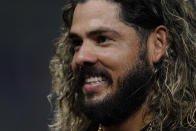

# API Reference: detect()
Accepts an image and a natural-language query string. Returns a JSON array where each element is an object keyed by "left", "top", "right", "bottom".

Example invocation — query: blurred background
[{"left": 0, "top": 0, "right": 65, "bottom": 130}]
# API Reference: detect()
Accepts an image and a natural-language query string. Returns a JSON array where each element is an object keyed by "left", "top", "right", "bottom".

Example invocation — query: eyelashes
[
  {"left": 70, "top": 35, "right": 114, "bottom": 52},
  {"left": 95, "top": 36, "right": 113, "bottom": 44}
]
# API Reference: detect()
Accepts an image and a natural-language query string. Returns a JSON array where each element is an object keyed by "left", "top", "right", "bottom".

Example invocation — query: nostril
[
  {"left": 83, "top": 62, "right": 96, "bottom": 67},
  {"left": 75, "top": 59, "right": 96, "bottom": 68}
]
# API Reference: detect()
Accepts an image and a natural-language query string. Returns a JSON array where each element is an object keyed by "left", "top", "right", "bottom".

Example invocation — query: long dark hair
[{"left": 49, "top": 0, "right": 196, "bottom": 130}]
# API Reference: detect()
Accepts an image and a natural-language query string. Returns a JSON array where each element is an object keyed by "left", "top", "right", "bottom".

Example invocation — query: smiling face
[
  {"left": 70, "top": 0, "right": 153, "bottom": 125},
  {"left": 71, "top": 0, "right": 140, "bottom": 102}
]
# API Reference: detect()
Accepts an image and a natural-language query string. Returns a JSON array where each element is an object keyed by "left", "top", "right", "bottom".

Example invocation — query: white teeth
[{"left": 85, "top": 76, "right": 103, "bottom": 83}]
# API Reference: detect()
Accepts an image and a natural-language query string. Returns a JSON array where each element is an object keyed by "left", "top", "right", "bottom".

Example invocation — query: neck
[{"left": 102, "top": 103, "right": 152, "bottom": 131}]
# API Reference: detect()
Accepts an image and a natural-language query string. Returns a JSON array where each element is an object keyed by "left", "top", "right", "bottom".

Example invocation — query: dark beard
[{"left": 74, "top": 52, "right": 153, "bottom": 127}]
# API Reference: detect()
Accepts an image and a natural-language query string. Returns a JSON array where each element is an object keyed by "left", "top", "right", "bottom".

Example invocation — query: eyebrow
[
  {"left": 69, "top": 28, "right": 120, "bottom": 39},
  {"left": 86, "top": 28, "right": 120, "bottom": 37}
]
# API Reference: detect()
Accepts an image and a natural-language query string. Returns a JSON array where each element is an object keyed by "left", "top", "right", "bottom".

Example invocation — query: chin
[{"left": 83, "top": 89, "right": 112, "bottom": 106}]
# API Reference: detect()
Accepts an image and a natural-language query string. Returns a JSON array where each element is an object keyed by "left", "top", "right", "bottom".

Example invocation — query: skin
[
  {"left": 71, "top": 0, "right": 140, "bottom": 104},
  {"left": 70, "top": 0, "right": 168, "bottom": 130}
]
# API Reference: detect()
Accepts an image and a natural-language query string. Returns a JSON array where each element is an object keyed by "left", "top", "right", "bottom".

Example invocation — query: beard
[{"left": 73, "top": 50, "right": 154, "bottom": 127}]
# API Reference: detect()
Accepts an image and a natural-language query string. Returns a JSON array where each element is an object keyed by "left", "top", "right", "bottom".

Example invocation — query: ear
[{"left": 147, "top": 25, "right": 168, "bottom": 64}]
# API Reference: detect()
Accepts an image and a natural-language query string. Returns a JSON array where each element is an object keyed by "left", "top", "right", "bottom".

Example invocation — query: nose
[{"left": 72, "top": 41, "right": 98, "bottom": 70}]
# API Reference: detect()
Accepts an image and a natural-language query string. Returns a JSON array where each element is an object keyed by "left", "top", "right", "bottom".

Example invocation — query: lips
[
  {"left": 85, "top": 76, "right": 106, "bottom": 84},
  {"left": 83, "top": 75, "right": 107, "bottom": 92},
  {"left": 75, "top": 66, "right": 113, "bottom": 93}
]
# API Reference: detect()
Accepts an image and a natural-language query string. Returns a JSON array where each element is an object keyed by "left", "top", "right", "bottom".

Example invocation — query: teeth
[{"left": 85, "top": 76, "right": 103, "bottom": 84}]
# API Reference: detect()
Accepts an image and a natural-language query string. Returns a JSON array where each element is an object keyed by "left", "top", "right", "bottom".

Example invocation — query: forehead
[{"left": 71, "top": 0, "right": 122, "bottom": 33}]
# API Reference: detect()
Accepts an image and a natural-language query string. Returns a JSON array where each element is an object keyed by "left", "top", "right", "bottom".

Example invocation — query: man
[{"left": 49, "top": 0, "right": 196, "bottom": 130}]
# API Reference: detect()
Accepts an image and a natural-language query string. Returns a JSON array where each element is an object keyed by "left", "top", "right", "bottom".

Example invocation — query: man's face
[
  {"left": 71, "top": 0, "right": 141, "bottom": 104},
  {"left": 70, "top": 0, "right": 153, "bottom": 125}
]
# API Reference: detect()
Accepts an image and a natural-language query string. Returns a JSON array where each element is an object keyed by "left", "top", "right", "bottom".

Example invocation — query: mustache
[{"left": 74, "top": 65, "right": 113, "bottom": 86}]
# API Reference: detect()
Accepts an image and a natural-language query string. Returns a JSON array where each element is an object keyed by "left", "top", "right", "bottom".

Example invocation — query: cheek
[
  {"left": 98, "top": 50, "right": 138, "bottom": 88},
  {"left": 98, "top": 48, "right": 138, "bottom": 73}
]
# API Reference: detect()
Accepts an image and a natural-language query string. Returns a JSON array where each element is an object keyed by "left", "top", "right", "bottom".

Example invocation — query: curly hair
[{"left": 48, "top": 0, "right": 196, "bottom": 130}]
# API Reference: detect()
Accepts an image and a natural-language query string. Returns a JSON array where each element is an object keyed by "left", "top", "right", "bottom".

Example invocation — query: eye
[
  {"left": 70, "top": 39, "right": 83, "bottom": 52},
  {"left": 96, "top": 36, "right": 112, "bottom": 44}
]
